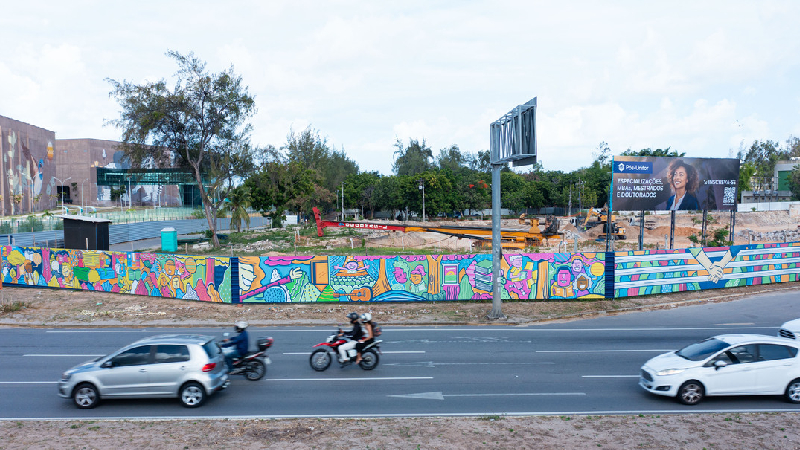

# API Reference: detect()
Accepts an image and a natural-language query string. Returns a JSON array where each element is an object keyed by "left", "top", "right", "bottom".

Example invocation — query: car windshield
[{"left": 676, "top": 338, "right": 730, "bottom": 361}]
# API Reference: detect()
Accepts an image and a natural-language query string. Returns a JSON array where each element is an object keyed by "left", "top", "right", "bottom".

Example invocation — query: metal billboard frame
[{"left": 488, "top": 97, "right": 537, "bottom": 319}]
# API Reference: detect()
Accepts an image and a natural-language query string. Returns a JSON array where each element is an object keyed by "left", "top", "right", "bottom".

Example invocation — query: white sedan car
[{"left": 640, "top": 334, "right": 800, "bottom": 405}]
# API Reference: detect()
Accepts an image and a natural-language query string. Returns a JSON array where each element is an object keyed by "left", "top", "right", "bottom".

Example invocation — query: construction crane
[{"left": 311, "top": 207, "right": 562, "bottom": 249}]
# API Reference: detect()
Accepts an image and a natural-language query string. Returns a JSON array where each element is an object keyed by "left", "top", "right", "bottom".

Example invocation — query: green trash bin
[{"left": 161, "top": 227, "right": 178, "bottom": 252}]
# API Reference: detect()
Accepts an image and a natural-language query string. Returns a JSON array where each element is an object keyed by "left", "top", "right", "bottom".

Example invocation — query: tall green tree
[
  {"left": 393, "top": 139, "right": 434, "bottom": 176},
  {"left": 621, "top": 147, "right": 685, "bottom": 157},
  {"left": 283, "top": 126, "right": 358, "bottom": 213},
  {"left": 245, "top": 156, "right": 315, "bottom": 227},
  {"left": 107, "top": 50, "right": 255, "bottom": 247}
]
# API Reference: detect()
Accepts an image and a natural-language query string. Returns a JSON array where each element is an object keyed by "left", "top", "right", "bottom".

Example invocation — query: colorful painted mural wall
[
  {"left": 613, "top": 242, "right": 800, "bottom": 298},
  {"left": 2, "top": 246, "right": 232, "bottom": 302},
  {"left": 4, "top": 243, "right": 798, "bottom": 302},
  {"left": 237, "top": 253, "right": 607, "bottom": 302}
]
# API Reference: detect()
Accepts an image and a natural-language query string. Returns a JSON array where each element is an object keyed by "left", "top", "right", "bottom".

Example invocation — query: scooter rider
[
  {"left": 337, "top": 312, "right": 363, "bottom": 364},
  {"left": 221, "top": 321, "right": 250, "bottom": 372}
]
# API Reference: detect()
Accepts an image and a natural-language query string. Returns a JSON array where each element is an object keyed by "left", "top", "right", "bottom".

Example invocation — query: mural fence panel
[
  {"left": 2, "top": 246, "right": 232, "bottom": 303},
  {"left": 613, "top": 242, "right": 800, "bottom": 298},
  {"left": 3, "top": 243, "right": 798, "bottom": 303},
  {"left": 237, "top": 253, "right": 606, "bottom": 302}
]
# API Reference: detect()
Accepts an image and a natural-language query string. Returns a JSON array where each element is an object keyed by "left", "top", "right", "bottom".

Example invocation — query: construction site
[{"left": 234, "top": 207, "right": 800, "bottom": 257}]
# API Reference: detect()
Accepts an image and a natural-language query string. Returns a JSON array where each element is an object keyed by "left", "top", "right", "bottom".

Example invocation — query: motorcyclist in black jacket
[{"left": 337, "top": 312, "right": 362, "bottom": 364}]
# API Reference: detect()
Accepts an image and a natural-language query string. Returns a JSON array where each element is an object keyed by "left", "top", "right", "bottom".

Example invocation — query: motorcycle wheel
[
  {"left": 245, "top": 360, "right": 266, "bottom": 381},
  {"left": 310, "top": 348, "right": 332, "bottom": 372},
  {"left": 359, "top": 349, "right": 379, "bottom": 370}
]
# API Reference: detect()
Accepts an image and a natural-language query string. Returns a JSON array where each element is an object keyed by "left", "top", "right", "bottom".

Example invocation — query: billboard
[{"left": 611, "top": 156, "right": 740, "bottom": 211}]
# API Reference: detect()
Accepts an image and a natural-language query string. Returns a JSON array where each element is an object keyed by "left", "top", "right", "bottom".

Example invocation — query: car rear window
[
  {"left": 203, "top": 340, "right": 220, "bottom": 358},
  {"left": 677, "top": 338, "right": 730, "bottom": 361},
  {"left": 154, "top": 345, "right": 190, "bottom": 363}
]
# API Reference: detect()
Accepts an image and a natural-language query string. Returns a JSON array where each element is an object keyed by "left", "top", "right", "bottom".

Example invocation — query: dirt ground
[{"left": 3, "top": 282, "right": 800, "bottom": 449}]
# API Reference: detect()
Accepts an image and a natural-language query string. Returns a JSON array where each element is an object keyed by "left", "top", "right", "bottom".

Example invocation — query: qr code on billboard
[{"left": 723, "top": 186, "right": 736, "bottom": 205}]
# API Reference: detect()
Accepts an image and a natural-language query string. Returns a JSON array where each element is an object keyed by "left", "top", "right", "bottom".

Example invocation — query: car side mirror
[
  {"left": 101, "top": 360, "right": 113, "bottom": 369},
  {"left": 714, "top": 360, "right": 728, "bottom": 370}
]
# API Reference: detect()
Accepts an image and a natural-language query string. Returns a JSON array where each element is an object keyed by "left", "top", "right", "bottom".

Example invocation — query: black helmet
[{"left": 346, "top": 312, "right": 358, "bottom": 322}]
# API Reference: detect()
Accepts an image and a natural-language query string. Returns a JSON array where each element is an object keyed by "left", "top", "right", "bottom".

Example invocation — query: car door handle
[{"left": 139, "top": 369, "right": 147, "bottom": 373}]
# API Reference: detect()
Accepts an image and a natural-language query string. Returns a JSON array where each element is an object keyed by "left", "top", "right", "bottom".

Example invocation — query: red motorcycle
[{"left": 309, "top": 330, "right": 381, "bottom": 371}]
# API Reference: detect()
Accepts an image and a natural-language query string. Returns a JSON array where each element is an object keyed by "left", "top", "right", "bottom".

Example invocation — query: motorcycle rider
[
  {"left": 355, "top": 312, "right": 374, "bottom": 364},
  {"left": 221, "top": 321, "right": 250, "bottom": 373},
  {"left": 337, "top": 312, "right": 362, "bottom": 364}
]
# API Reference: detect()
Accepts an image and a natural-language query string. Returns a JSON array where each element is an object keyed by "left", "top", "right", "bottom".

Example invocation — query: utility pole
[{"left": 418, "top": 178, "right": 426, "bottom": 222}]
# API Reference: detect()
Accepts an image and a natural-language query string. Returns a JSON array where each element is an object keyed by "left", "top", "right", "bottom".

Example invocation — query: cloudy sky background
[{"left": 1, "top": 1, "right": 799, "bottom": 174}]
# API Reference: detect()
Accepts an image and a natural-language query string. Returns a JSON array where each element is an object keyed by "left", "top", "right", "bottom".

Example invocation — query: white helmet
[
  {"left": 360, "top": 313, "right": 372, "bottom": 322},
  {"left": 234, "top": 321, "right": 249, "bottom": 332}
]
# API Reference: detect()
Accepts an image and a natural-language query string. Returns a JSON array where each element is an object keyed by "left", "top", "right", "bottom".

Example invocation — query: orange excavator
[{"left": 311, "top": 207, "right": 561, "bottom": 249}]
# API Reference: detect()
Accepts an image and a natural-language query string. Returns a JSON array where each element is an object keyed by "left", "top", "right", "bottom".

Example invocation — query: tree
[
  {"left": 392, "top": 139, "right": 434, "bottom": 176},
  {"left": 742, "top": 140, "right": 782, "bottom": 187},
  {"left": 375, "top": 176, "right": 403, "bottom": 220},
  {"left": 227, "top": 185, "right": 251, "bottom": 233},
  {"left": 107, "top": 50, "right": 255, "bottom": 247},
  {"left": 344, "top": 172, "right": 380, "bottom": 218},
  {"left": 500, "top": 171, "right": 528, "bottom": 213},
  {"left": 621, "top": 147, "right": 685, "bottom": 157},
  {"left": 283, "top": 126, "right": 358, "bottom": 213},
  {"left": 245, "top": 157, "right": 315, "bottom": 228}
]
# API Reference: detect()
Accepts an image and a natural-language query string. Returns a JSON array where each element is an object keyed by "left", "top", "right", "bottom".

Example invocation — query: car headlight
[
  {"left": 656, "top": 368, "right": 685, "bottom": 376},
  {"left": 61, "top": 372, "right": 72, "bottom": 382}
]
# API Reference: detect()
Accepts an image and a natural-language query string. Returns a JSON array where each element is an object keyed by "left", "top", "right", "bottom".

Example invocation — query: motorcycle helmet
[
  {"left": 346, "top": 312, "right": 359, "bottom": 322},
  {"left": 360, "top": 313, "right": 372, "bottom": 322},
  {"left": 234, "top": 321, "right": 249, "bottom": 332}
]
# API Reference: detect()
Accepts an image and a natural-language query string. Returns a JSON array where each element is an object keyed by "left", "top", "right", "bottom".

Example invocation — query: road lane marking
[
  {"left": 389, "top": 392, "right": 585, "bottom": 400},
  {"left": 536, "top": 350, "right": 672, "bottom": 353},
  {"left": 272, "top": 376, "right": 433, "bottom": 381},
  {"left": 283, "top": 351, "right": 425, "bottom": 355},
  {"left": 582, "top": 375, "right": 640, "bottom": 378},
  {"left": 23, "top": 354, "right": 103, "bottom": 357},
  {"left": 0, "top": 381, "right": 58, "bottom": 384},
  {"left": 383, "top": 361, "right": 554, "bottom": 367}
]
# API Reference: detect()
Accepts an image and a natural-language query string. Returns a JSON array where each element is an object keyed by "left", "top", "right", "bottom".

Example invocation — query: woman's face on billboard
[{"left": 672, "top": 166, "right": 687, "bottom": 191}]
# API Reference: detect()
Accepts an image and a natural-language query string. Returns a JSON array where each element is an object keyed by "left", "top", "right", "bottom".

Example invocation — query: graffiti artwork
[
  {"left": 613, "top": 242, "right": 800, "bottom": 298},
  {"left": 4, "top": 242, "right": 798, "bottom": 303},
  {"left": 2, "top": 246, "right": 232, "bottom": 302},
  {"left": 237, "top": 253, "right": 607, "bottom": 302}
]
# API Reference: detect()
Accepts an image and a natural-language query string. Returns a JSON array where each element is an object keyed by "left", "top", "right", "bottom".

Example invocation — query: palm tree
[{"left": 227, "top": 186, "right": 251, "bottom": 233}]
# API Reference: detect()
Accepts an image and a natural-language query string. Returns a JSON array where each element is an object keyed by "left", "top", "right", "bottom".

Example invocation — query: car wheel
[
  {"left": 180, "top": 382, "right": 206, "bottom": 408},
  {"left": 784, "top": 378, "right": 800, "bottom": 403},
  {"left": 677, "top": 380, "right": 704, "bottom": 405},
  {"left": 73, "top": 383, "right": 99, "bottom": 409}
]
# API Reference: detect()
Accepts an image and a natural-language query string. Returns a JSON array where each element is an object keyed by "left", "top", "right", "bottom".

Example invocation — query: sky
[{"left": 1, "top": 1, "right": 799, "bottom": 175}]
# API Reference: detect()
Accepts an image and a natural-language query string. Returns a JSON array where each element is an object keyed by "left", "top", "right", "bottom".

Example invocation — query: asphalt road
[{"left": 2, "top": 288, "right": 800, "bottom": 420}]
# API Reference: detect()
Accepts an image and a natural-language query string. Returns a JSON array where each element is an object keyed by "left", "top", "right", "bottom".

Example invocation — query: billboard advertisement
[{"left": 611, "top": 156, "right": 740, "bottom": 211}]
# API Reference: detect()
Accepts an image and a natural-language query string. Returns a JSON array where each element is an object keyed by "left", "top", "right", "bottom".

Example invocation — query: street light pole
[
  {"left": 80, "top": 178, "right": 89, "bottom": 212},
  {"left": 54, "top": 176, "right": 72, "bottom": 211},
  {"left": 418, "top": 179, "right": 425, "bottom": 222}
]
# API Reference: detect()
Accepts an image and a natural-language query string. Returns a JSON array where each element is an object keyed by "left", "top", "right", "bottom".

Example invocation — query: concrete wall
[{"left": 0, "top": 115, "right": 57, "bottom": 216}]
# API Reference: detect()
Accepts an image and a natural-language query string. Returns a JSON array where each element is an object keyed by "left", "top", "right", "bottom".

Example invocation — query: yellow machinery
[{"left": 312, "top": 207, "right": 562, "bottom": 249}]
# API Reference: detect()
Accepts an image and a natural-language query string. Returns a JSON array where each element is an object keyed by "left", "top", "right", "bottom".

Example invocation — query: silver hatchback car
[{"left": 58, "top": 334, "right": 229, "bottom": 409}]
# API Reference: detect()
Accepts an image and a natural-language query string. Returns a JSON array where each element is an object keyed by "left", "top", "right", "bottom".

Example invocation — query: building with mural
[{"left": 0, "top": 115, "right": 58, "bottom": 216}]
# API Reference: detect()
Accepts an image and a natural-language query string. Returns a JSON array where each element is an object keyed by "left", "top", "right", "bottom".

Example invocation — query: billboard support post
[
  {"left": 488, "top": 97, "right": 537, "bottom": 320},
  {"left": 638, "top": 210, "right": 645, "bottom": 251},
  {"left": 701, "top": 209, "right": 708, "bottom": 246},
  {"left": 730, "top": 210, "right": 736, "bottom": 245},
  {"left": 669, "top": 210, "right": 675, "bottom": 249}
]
